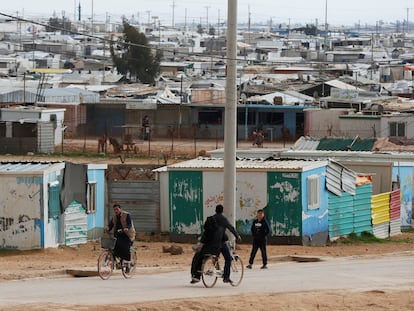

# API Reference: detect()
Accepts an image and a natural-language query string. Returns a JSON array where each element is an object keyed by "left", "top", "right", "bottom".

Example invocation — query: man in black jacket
[
  {"left": 246, "top": 209, "right": 270, "bottom": 269},
  {"left": 190, "top": 204, "right": 241, "bottom": 284}
]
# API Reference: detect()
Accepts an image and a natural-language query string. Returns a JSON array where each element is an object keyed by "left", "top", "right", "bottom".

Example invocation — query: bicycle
[
  {"left": 97, "top": 236, "right": 137, "bottom": 280},
  {"left": 200, "top": 240, "right": 244, "bottom": 288}
]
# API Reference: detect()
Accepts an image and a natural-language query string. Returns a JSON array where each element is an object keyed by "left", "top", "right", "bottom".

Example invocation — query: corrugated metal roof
[
  {"left": 292, "top": 136, "right": 320, "bottom": 151},
  {"left": 159, "top": 157, "right": 326, "bottom": 171},
  {"left": 325, "top": 79, "right": 365, "bottom": 91},
  {"left": 0, "top": 161, "right": 63, "bottom": 174},
  {"left": 326, "top": 160, "right": 357, "bottom": 196},
  {"left": 317, "top": 137, "right": 375, "bottom": 151}
]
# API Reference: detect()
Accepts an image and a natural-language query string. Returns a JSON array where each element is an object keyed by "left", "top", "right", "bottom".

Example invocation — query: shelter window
[
  {"left": 307, "top": 174, "right": 320, "bottom": 210},
  {"left": 48, "top": 181, "right": 61, "bottom": 219},
  {"left": 87, "top": 181, "right": 96, "bottom": 214},
  {"left": 389, "top": 122, "right": 405, "bottom": 137},
  {"left": 198, "top": 110, "right": 222, "bottom": 124}
]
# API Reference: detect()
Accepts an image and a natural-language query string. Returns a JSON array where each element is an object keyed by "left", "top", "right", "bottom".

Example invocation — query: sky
[{"left": 2, "top": 0, "right": 413, "bottom": 28}]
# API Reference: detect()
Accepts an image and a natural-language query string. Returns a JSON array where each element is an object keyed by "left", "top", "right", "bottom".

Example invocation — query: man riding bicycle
[
  {"left": 190, "top": 204, "right": 241, "bottom": 284},
  {"left": 105, "top": 204, "right": 136, "bottom": 263}
]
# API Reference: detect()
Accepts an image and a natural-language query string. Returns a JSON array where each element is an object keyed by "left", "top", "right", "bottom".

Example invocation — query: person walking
[{"left": 246, "top": 209, "right": 270, "bottom": 269}]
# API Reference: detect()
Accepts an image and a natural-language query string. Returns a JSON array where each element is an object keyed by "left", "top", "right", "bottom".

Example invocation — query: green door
[
  {"left": 169, "top": 171, "right": 203, "bottom": 234},
  {"left": 267, "top": 172, "right": 302, "bottom": 237}
]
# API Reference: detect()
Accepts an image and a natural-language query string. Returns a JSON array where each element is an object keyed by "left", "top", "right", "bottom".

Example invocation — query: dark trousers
[
  {"left": 191, "top": 245, "right": 220, "bottom": 279},
  {"left": 114, "top": 232, "right": 132, "bottom": 261},
  {"left": 221, "top": 243, "right": 232, "bottom": 279},
  {"left": 248, "top": 239, "right": 267, "bottom": 265}
]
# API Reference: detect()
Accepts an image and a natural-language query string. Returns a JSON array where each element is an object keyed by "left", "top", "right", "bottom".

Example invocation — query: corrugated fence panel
[
  {"left": 328, "top": 191, "right": 354, "bottom": 239},
  {"left": 353, "top": 184, "right": 373, "bottom": 234},
  {"left": 37, "top": 122, "right": 55, "bottom": 153},
  {"left": 326, "top": 164, "right": 343, "bottom": 196},
  {"left": 373, "top": 222, "right": 389, "bottom": 239},
  {"left": 64, "top": 202, "right": 88, "bottom": 246},
  {"left": 371, "top": 192, "right": 391, "bottom": 225},
  {"left": 109, "top": 180, "right": 160, "bottom": 233},
  {"left": 390, "top": 219, "right": 401, "bottom": 236},
  {"left": 390, "top": 189, "right": 401, "bottom": 220},
  {"left": 326, "top": 161, "right": 356, "bottom": 196}
]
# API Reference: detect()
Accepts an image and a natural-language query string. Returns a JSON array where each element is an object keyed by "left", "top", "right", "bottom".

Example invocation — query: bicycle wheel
[
  {"left": 122, "top": 249, "right": 137, "bottom": 279},
  {"left": 201, "top": 256, "right": 219, "bottom": 288},
  {"left": 230, "top": 255, "right": 244, "bottom": 287},
  {"left": 97, "top": 250, "right": 114, "bottom": 280}
]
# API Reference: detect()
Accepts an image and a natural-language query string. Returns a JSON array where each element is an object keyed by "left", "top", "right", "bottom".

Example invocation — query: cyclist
[
  {"left": 105, "top": 204, "right": 136, "bottom": 267},
  {"left": 190, "top": 204, "right": 241, "bottom": 284}
]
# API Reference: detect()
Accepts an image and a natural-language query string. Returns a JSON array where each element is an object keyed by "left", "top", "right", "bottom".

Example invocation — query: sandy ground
[
  {"left": 0, "top": 138, "right": 413, "bottom": 310},
  {"left": 0, "top": 233, "right": 413, "bottom": 310}
]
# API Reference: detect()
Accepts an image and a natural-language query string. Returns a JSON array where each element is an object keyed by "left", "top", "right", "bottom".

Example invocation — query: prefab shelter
[
  {"left": 0, "top": 106, "right": 66, "bottom": 153},
  {"left": 0, "top": 161, "right": 65, "bottom": 250},
  {"left": 0, "top": 161, "right": 107, "bottom": 250},
  {"left": 155, "top": 157, "right": 329, "bottom": 245}
]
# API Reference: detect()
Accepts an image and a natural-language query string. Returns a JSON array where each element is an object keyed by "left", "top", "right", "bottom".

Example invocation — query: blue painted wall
[
  {"left": 301, "top": 166, "right": 328, "bottom": 244},
  {"left": 392, "top": 165, "right": 413, "bottom": 228},
  {"left": 87, "top": 168, "right": 106, "bottom": 230}
]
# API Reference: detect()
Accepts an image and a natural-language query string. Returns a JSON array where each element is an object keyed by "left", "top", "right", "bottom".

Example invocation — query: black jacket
[
  {"left": 251, "top": 217, "right": 270, "bottom": 241},
  {"left": 213, "top": 213, "right": 239, "bottom": 242},
  {"left": 200, "top": 213, "right": 239, "bottom": 248}
]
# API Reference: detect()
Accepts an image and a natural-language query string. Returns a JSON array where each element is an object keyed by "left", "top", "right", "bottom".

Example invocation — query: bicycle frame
[
  {"left": 97, "top": 237, "right": 137, "bottom": 280},
  {"left": 200, "top": 241, "right": 244, "bottom": 287}
]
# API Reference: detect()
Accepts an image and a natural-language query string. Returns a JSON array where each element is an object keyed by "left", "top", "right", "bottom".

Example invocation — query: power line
[{"left": 0, "top": 11, "right": 244, "bottom": 63}]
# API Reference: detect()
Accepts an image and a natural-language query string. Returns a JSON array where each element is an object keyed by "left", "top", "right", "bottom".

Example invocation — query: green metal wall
[
  {"left": 169, "top": 171, "right": 203, "bottom": 234},
  {"left": 267, "top": 172, "right": 302, "bottom": 237}
]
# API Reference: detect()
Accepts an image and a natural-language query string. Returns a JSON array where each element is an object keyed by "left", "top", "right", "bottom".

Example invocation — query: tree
[
  {"left": 46, "top": 17, "right": 71, "bottom": 34},
  {"left": 292, "top": 24, "right": 318, "bottom": 36},
  {"left": 110, "top": 19, "right": 161, "bottom": 84},
  {"left": 197, "top": 24, "right": 204, "bottom": 35}
]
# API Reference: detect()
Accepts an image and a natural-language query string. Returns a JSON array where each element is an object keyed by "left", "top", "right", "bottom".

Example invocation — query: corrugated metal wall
[
  {"left": 353, "top": 184, "right": 373, "bottom": 234},
  {"left": 390, "top": 189, "right": 401, "bottom": 236},
  {"left": 326, "top": 161, "right": 356, "bottom": 196},
  {"left": 329, "top": 183, "right": 373, "bottom": 240},
  {"left": 329, "top": 191, "right": 354, "bottom": 239},
  {"left": 108, "top": 180, "right": 160, "bottom": 233},
  {"left": 371, "top": 192, "right": 391, "bottom": 239},
  {"left": 37, "top": 122, "right": 55, "bottom": 153}
]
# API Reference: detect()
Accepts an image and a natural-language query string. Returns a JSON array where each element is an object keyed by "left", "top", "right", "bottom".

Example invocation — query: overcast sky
[{"left": 2, "top": 0, "right": 413, "bottom": 27}]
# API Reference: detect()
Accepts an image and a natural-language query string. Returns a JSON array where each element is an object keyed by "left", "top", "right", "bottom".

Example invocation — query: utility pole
[
  {"left": 224, "top": 0, "right": 237, "bottom": 227},
  {"left": 185, "top": 8, "right": 187, "bottom": 31},
  {"left": 324, "top": 0, "right": 328, "bottom": 51},
  {"left": 217, "top": 9, "right": 220, "bottom": 36},
  {"left": 91, "top": 0, "right": 94, "bottom": 43},
  {"left": 146, "top": 11, "right": 151, "bottom": 26},
  {"left": 171, "top": 0, "right": 176, "bottom": 28},
  {"left": 371, "top": 33, "right": 374, "bottom": 80},
  {"left": 205, "top": 6, "right": 210, "bottom": 33},
  {"left": 248, "top": 5, "right": 251, "bottom": 44}
]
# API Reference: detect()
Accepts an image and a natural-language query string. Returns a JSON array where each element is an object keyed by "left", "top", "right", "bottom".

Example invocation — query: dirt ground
[
  {"left": 0, "top": 233, "right": 413, "bottom": 310},
  {"left": 0, "top": 136, "right": 287, "bottom": 165},
  {"left": 0, "top": 138, "right": 414, "bottom": 310}
]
